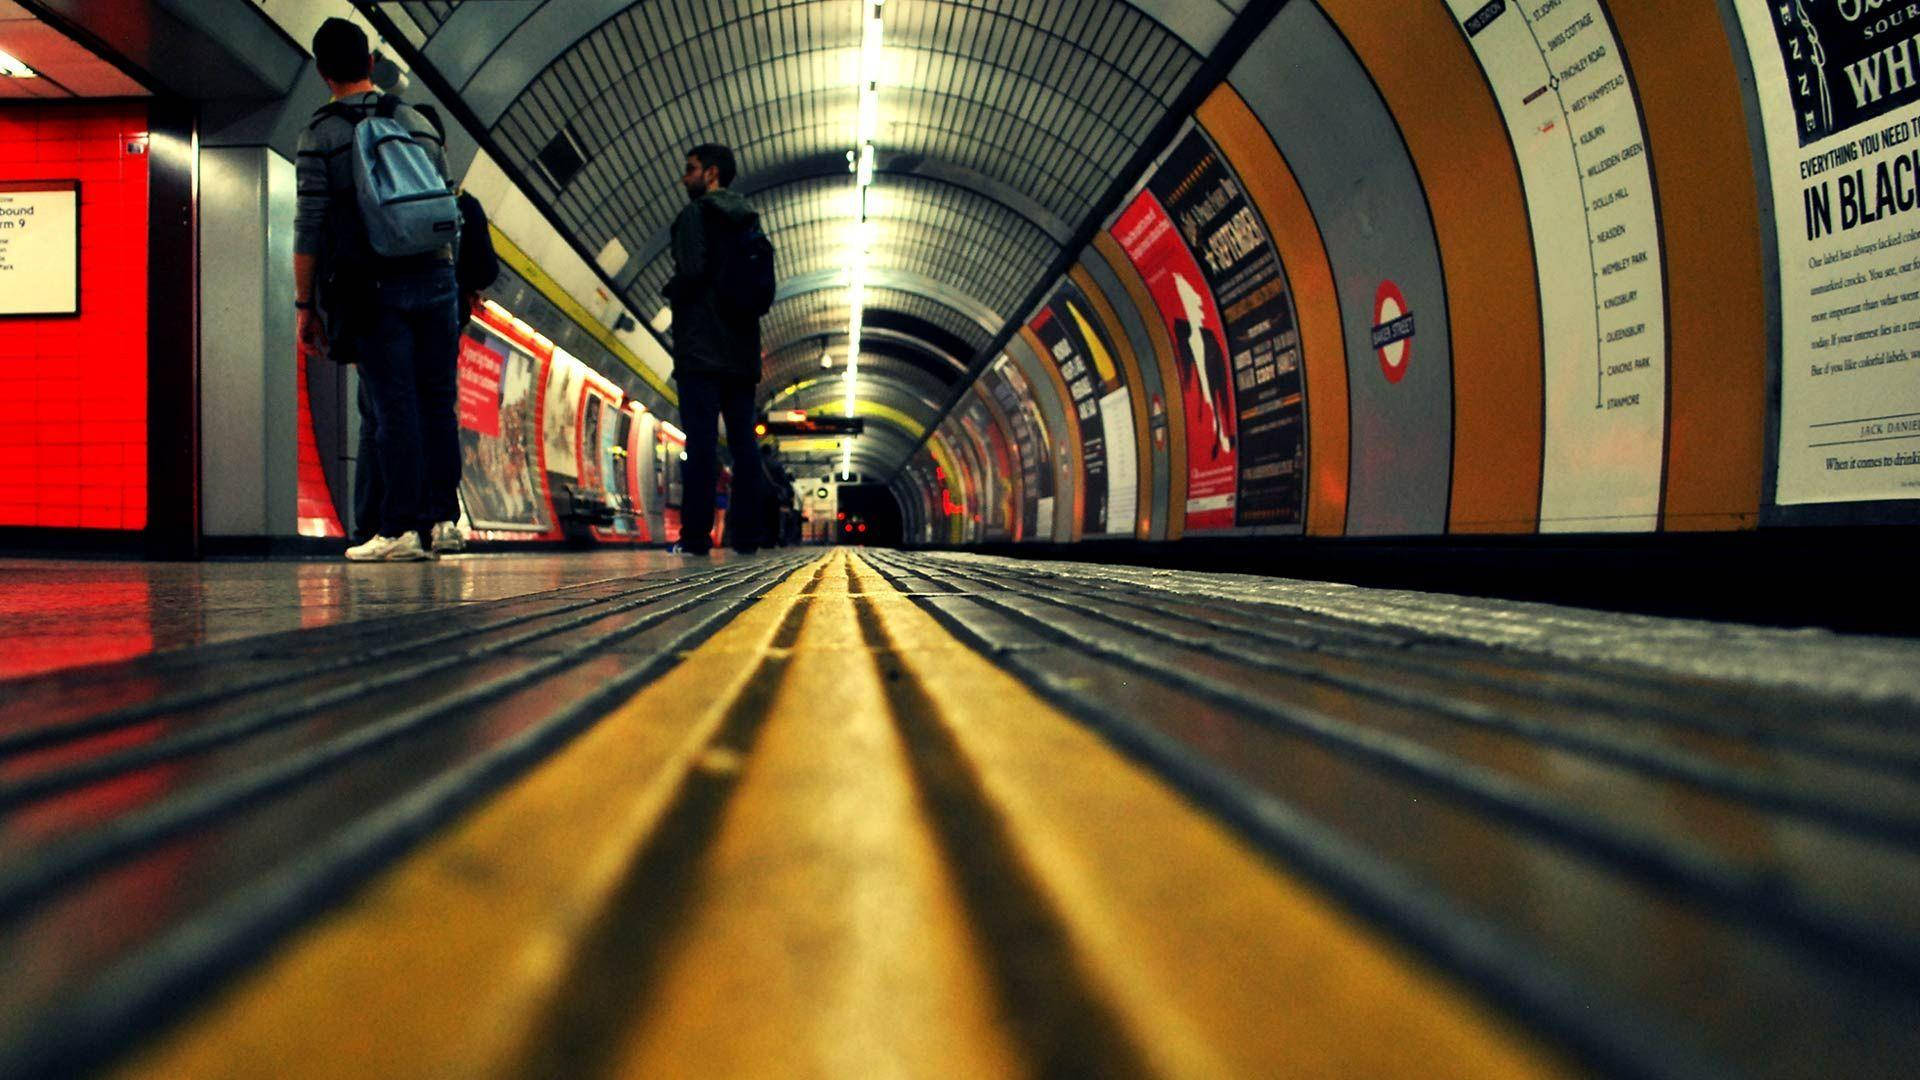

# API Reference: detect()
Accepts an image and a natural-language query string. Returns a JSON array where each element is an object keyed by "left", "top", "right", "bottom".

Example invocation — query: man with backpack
[
  {"left": 351, "top": 103, "right": 499, "bottom": 556},
  {"left": 293, "top": 17, "right": 462, "bottom": 562},
  {"left": 662, "top": 143, "right": 775, "bottom": 556}
]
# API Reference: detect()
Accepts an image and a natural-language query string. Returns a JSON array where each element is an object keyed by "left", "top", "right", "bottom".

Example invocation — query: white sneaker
[
  {"left": 346, "top": 532, "right": 433, "bottom": 562},
  {"left": 430, "top": 521, "right": 467, "bottom": 554}
]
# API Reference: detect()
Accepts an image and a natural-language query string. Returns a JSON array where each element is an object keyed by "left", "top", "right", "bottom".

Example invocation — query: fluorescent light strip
[
  {"left": 842, "top": 0, "right": 883, "bottom": 482},
  {"left": 0, "top": 49, "right": 36, "bottom": 79}
]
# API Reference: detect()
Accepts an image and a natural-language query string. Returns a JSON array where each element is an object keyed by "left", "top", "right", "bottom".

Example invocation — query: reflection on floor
[{"left": 0, "top": 552, "right": 753, "bottom": 680}]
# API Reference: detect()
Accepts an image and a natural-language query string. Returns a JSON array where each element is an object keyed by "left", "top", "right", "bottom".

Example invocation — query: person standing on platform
[
  {"left": 406, "top": 103, "right": 501, "bottom": 554},
  {"left": 760, "top": 442, "right": 794, "bottom": 547},
  {"left": 294, "top": 17, "right": 461, "bottom": 562},
  {"left": 661, "top": 143, "right": 776, "bottom": 556}
]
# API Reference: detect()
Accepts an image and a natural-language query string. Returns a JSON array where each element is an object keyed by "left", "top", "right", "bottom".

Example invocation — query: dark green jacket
[{"left": 663, "top": 187, "right": 763, "bottom": 381}]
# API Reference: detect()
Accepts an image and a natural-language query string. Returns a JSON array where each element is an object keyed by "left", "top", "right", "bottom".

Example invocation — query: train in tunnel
[{"left": 297, "top": 297, "right": 719, "bottom": 548}]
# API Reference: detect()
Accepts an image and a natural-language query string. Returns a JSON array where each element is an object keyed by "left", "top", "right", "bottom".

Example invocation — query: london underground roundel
[{"left": 1372, "top": 280, "right": 1415, "bottom": 384}]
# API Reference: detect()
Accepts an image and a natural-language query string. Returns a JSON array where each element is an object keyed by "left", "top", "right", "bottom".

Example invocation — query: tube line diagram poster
[
  {"left": 1112, "top": 123, "right": 1309, "bottom": 531},
  {"left": 1448, "top": 0, "right": 1668, "bottom": 531},
  {"left": 1030, "top": 279, "right": 1130, "bottom": 536},
  {"left": 1735, "top": 0, "right": 1920, "bottom": 504}
]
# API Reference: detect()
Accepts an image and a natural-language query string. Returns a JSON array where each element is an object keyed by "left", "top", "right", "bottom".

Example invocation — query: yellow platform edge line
[
  {"left": 488, "top": 224, "right": 677, "bottom": 406},
  {"left": 845, "top": 552, "right": 1577, "bottom": 1080},
  {"left": 111, "top": 554, "right": 832, "bottom": 1080}
]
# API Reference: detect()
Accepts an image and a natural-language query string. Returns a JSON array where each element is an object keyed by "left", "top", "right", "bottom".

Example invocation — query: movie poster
[
  {"left": 1736, "top": 0, "right": 1920, "bottom": 504},
  {"left": 1112, "top": 123, "right": 1309, "bottom": 530},
  {"left": 1030, "top": 279, "right": 1131, "bottom": 535},
  {"left": 456, "top": 327, "right": 549, "bottom": 532}
]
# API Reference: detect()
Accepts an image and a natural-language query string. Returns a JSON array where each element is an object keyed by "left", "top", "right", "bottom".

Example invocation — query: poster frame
[
  {"left": 0, "top": 179, "right": 81, "bottom": 319},
  {"left": 1723, "top": 0, "right": 1920, "bottom": 527}
]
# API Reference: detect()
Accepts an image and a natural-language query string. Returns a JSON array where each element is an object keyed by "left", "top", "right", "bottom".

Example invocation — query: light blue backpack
[{"left": 346, "top": 95, "right": 460, "bottom": 258}]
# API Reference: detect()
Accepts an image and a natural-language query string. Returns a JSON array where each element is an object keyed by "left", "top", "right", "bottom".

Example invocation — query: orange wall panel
[
  {"left": 1313, "top": 0, "right": 1544, "bottom": 534},
  {"left": 1608, "top": 1, "right": 1767, "bottom": 531}
]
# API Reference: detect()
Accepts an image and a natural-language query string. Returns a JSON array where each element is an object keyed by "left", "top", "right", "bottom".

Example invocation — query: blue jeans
[
  {"left": 676, "top": 372, "right": 762, "bottom": 552},
  {"left": 347, "top": 265, "right": 460, "bottom": 537}
]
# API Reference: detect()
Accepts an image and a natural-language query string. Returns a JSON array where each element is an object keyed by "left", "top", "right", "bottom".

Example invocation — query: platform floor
[
  {"left": 0, "top": 551, "right": 746, "bottom": 681},
  {"left": 1, "top": 549, "right": 1916, "bottom": 1078}
]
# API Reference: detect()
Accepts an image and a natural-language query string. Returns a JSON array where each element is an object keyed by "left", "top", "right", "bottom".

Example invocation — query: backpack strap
[
  {"left": 374, "top": 93, "right": 403, "bottom": 120},
  {"left": 310, "top": 95, "right": 379, "bottom": 130},
  {"left": 310, "top": 102, "right": 355, "bottom": 130}
]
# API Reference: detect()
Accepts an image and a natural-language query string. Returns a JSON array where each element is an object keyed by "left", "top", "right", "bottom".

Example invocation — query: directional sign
[{"left": 764, "top": 417, "right": 865, "bottom": 437}]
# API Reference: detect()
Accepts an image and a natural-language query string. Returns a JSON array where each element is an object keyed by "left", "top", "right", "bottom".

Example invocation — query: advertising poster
[
  {"left": 1735, "top": 0, "right": 1920, "bottom": 504},
  {"left": 629, "top": 411, "right": 657, "bottom": 538},
  {"left": 541, "top": 349, "right": 584, "bottom": 479},
  {"left": 1030, "top": 279, "right": 1131, "bottom": 535},
  {"left": 579, "top": 395, "right": 604, "bottom": 493},
  {"left": 1446, "top": 0, "right": 1668, "bottom": 530},
  {"left": 457, "top": 337, "right": 504, "bottom": 436},
  {"left": 983, "top": 406, "right": 1020, "bottom": 538},
  {"left": 0, "top": 180, "right": 79, "bottom": 316},
  {"left": 953, "top": 402, "right": 994, "bottom": 538},
  {"left": 987, "top": 356, "right": 1051, "bottom": 539},
  {"left": 601, "top": 405, "right": 639, "bottom": 536},
  {"left": 1102, "top": 386, "right": 1140, "bottom": 533},
  {"left": 457, "top": 327, "right": 549, "bottom": 532},
  {"left": 964, "top": 393, "right": 1016, "bottom": 537},
  {"left": 1112, "top": 123, "right": 1309, "bottom": 530}
]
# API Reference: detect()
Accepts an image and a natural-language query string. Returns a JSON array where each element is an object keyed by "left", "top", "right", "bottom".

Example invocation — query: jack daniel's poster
[
  {"left": 1735, "top": 0, "right": 1920, "bottom": 506},
  {"left": 1766, "top": 0, "right": 1920, "bottom": 145}
]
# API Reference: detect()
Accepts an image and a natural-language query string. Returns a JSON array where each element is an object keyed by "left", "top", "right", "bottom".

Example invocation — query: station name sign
[{"left": 0, "top": 181, "right": 80, "bottom": 317}]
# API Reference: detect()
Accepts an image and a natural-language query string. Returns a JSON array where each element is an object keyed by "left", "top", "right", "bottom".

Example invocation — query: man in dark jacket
[
  {"left": 295, "top": 17, "right": 458, "bottom": 562},
  {"left": 663, "top": 143, "right": 764, "bottom": 555}
]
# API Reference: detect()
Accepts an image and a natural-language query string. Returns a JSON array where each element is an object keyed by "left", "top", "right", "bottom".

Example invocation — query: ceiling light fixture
[
  {"left": 0, "top": 49, "right": 36, "bottom": 79},
  {"left": 842, "top": 0, "right": 883, "bottom": 481}
]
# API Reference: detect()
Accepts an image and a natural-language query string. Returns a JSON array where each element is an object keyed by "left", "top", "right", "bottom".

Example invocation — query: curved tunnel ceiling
[{"left": 371, "top": 0, "right": 1221, "bottom": 472}]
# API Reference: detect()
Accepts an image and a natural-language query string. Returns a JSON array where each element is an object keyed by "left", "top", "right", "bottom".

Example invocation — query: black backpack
[
  {"left": 455, "top": 191, "right": 499, "bottom": 294},
  {"left": 706, "top": 206, "right": 776, "bottom": 318}
]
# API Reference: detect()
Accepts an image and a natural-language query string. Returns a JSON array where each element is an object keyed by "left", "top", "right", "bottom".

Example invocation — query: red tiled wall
[{"left": 0, "top": 102, "right": 149, "bottom": 531}]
